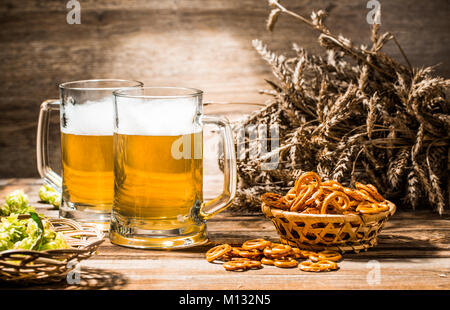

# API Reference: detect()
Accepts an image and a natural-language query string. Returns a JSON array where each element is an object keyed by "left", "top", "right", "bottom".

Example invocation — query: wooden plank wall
[{"left": 0, "top": 0, "right": 449, "bottom": 177}]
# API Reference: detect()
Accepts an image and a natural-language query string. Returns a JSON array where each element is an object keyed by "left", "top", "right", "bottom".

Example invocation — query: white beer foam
[
  {"left": 61, "top": 98, "right": 114, "bottom": 135},
  {"left": 115, "top": 97, "right": 200, "bottom": 136}
]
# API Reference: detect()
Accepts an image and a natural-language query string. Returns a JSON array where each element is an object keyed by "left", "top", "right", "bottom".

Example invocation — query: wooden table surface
[{"left": 0, "top": 178, "right": 449, "bottom": 290}]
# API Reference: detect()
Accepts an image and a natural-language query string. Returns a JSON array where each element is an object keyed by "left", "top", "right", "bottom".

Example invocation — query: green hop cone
[
  {"left": 39, "top": 185, "right": 61, "bottom": 208},
  {"left": 2, "top": 190, "right": 35, "bottom": 215},
  {"left": 0, "top": 213, "right": 69, "bottom": 251},
  {"left": 40, "top": 232, "right": 69, "bottom": 250},
  {"left": 0, "top": 214, "right": 28, "bottom": 250},
  {"left": 0, "top": 204, "right": 10, "bottom": 216},
  {"left": 6, "top": 189, "right": 29, "bottom": 208}
]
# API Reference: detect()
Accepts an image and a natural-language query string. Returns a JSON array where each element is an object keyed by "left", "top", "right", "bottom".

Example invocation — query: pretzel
[
  {"left": 294, "top": 171, "right": 322, "bottom": 194},
  {"left": 290, "top": 185, "right": 315, "bottom": 212},
  {"left": 348, "top": 199, "right": 361, "bottom": 209},
  {"left": 309, "top": 250, "right": 342, "bottom": 262},
  {"left": 206, "top": 244, "right": 232, "bottom": 262},
  {"left": 273, "top": 257, "right": 298, "bottom": 268},
  {"left": 262, "top": 172, "right": 390, "bottom": 215},
  {"left": 245, "top": 260, "right": 263, "bottom": 269},
  {"left": 223, "top": 259, "right": 261, "bottom": 271},
  {"left": 356, "top": 201, "right": 389, "bottom": 214},
  {"left": 263, "top": 243, "right": 292, "bottom": 258},
  {"left": 289, "top": 247, "right": 303, "bottom": 259},
  {"left": 304, "top": 187, "right": 324, "bottom": 206},
  {"left": 230, "top": 257, "right": 251, "bottom": 261},
  {"left": 355, "top": 189, "right": 377, "bottom": 203},
  {"left": 303, "top": 207, "right": 320, "bottom": 214},
  {"left": 232, "top": 246, "right": 258, "bottom": 258},
  {"left": 298, "top": 250, "right": 317, "bottom": 259},
  {"left": 217, "top": 253, "right": 232, "bottom": 261},
  {"left": 321, "top": 180, "right": 345, "bottom": 192},
  {"left": 230, "top": 247, "right": 243, "bottom": 257},
  {"left": 299, "top": 260, "right": 339, "bottom": 272},
  {"left": 222, "top": 260, "right": 247, "bottom": 271},
  {"left": 261, "top": 257, "right": 275, "bottom": 265},
  {"left": 242, "top": 239, "right": 272, "bottom": 250},
  {"left": 285, "top": 188, "right": 297, "bottom": 203},
  {"left": 343, "top": 187, "right": 365, "bottom": 201},
  {"left": 205, "top": 239, "right": 344, "bottom": 273},
  {"left": 237, "top": 248, "right": 263, "bottom": 259},
  {"left": 320, "top": 191, "right": 350, "bottom": 214},
  {"left": 355, "top": 182, "right": 385, "bottom": 202},
  {"left": 260, "top": 193, "right": 290, "bottom": 210}
]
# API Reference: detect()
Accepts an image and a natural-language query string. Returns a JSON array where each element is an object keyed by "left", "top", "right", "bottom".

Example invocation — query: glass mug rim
[
  {"left": 113, "top": 86, "right": 203, "bottom": 99},
  {"left": 59, "top": 79, "right": 144, "bottom": 91}
]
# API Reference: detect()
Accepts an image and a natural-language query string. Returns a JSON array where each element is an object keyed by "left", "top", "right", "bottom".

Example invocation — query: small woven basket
[
  {"left": 0, "top": 217, "right": 104, "bottom": 284},
  {"left": 262, "top": 200, "right": 396, "bottom": 253}
]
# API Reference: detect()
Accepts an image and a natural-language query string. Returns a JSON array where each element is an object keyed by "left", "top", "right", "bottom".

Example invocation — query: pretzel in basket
[
  {"left": 320, "top": 191, "right": 351, "bottom": 214},
  {"left": 355, "top": 182, "right": 385, "bottom": 202},
  {"left": 356, "top": 201, "right": 390, "bottom": 214},
  {"left": 261, "top": 171, "right": 391, "bottom": 215},
  {"left": 294, "top": 172, "right": 322, "bottom": 194},
  {"left": 260, "top": 193, "right": 290, "bottom": 210}
]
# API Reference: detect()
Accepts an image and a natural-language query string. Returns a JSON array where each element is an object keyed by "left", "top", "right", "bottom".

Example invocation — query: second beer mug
[
  {"left": 37, "top": 79, "right": 144, "bottom": 229},
  {"left": 110, "top": 87, "right": 237, "bottom": 249}
]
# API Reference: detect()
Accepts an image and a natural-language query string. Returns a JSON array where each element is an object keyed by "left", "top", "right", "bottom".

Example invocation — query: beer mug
[
  {"left": 110, "top": 87, "right": 237, "bottom": 249},
  {"left": 37, "top": 79, "right": 144, "bottom": 229}
]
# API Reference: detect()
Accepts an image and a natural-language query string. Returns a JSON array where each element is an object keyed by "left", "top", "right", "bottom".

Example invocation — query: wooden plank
[
  {"left": 1, "top": 0, "right": 449, "bottom": 177},
  {"left": 0, "top": 178, "right": 449, "bottom": 289},
  {"left": 10, "top": 256, "right": 450, "bottom": 290}
]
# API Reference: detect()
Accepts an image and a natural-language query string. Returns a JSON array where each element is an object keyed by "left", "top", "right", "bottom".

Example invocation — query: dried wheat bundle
[{"left": 233, "top": 0, "right": 449, "bottom": 214}]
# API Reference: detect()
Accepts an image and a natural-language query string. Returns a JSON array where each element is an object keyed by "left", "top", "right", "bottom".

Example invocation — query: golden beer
[
  {"left": 110, "top": 87, "right": 236, "bottom": 249},
  {"left": 61, "top": 133, "right": 114, "bottom": 211},
  {"left": 113, "top": 132, "right": 203, "bottom": 231}
]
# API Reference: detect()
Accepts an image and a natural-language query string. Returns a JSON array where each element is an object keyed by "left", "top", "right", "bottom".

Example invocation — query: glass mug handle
[
  {"left": 199, "top": 115, "right": 237, "bottom": 220},
  {"left": 36, "top": 99, "right": 62, "bottom": 190}
]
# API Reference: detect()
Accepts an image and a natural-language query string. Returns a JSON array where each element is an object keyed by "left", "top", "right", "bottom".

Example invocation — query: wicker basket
[
  {"left": 262, "top": 200, "right": 396, "bottom": 253},
  {"left": 0, "top": 217, "right": 104, "bottom": 284}
]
